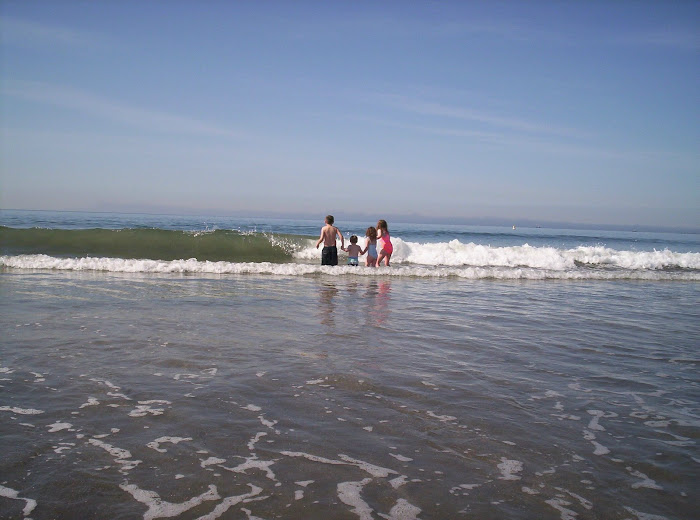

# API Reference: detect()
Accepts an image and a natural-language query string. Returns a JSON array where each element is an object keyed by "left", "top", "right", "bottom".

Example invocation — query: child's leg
[
  {"left": 377, "top": 252, "right": 386, "bottom": 266},
  {"left": 385, "top": 253, "right": 391, "bottom": 266}
]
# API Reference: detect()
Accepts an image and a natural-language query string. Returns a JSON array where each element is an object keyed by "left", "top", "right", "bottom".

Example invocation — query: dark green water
[{"left": 0, "top": 227, "right": 303, "bottom": 262}]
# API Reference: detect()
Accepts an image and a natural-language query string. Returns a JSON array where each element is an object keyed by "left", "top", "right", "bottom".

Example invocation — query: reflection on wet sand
[
  {"left": 318, "top": 282, "right": 339, "bottom": 327},
  {"left": 365, "top": 279, "right": 391, "bottom": 326},
  {"left": 2, "top": 271, "right": 697, "bottom": 519},
  {"left": 317, "top": 278, "right": 391, "bottom": 329}
]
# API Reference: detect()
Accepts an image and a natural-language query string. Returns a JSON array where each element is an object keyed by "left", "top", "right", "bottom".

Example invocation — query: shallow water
[{"left": 1, "top": 270, "right": 698, "bottom": 519}]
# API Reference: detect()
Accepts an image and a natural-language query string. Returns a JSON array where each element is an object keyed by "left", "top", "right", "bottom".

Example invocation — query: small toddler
[{"left": 342, "top": 236, "right": 363, "bottom": 266}]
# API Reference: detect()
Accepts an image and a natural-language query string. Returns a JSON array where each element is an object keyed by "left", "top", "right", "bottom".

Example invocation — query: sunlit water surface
[{"left": 1, "top": 271, "right": 698, "bottom": 519}]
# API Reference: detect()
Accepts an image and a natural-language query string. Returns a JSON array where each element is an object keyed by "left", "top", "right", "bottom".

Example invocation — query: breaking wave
[{"left": 2, "top": 227, "right": 698, "bottom": 280}]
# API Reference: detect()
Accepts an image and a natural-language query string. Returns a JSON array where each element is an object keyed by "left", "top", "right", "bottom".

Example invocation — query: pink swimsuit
[{"left": 379, "top": 232, "right": 393, "bottom": 254}]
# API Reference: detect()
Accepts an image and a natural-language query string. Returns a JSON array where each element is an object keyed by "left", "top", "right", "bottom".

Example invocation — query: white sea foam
[
  {"left": 627, "top": 468, "right": 663, "bottom": 490},
  {"left": 591, "top": 441, "right": 610, "bottom": 456},
  {"left": 0, "top": 406, "right": 44, "bottom": 415},
  {"left": 280, "top": 451, "right": 397, "bottom": 478},
  {"left": 129, "top": 404, "right": 166, "bottom": 417},
  {"left": 339, "top": 454, "right": 398, "bottom": 478},
  {"left": 258, "top": 415, "right": 279, "bottom": 433},
  {"left": 623, "top": 506, "right": 670, "bottom": 520},
  {"left": 389, "top": 476, "right": 408, "bottom": 489},
  {"left": 380, "top": 498, "right": 422, "bottom": 520},
  {"left": 88, "top": 438, "right": 141, "bottom": 473},
  {"left": 139, "top": 399, "right": 171, "bottom": 405},
  {"left": 427, "top": 411, "right": 457, "bottom": 422},
  {"left": 47, "top": 421, "right": 72, "bottom": 432},
  {"left": 587, "top": 410, "right": 606, "bottom": 431},
  {"left": 545, "top": 497, "right": 578, "bottom": 520},
  {"left": 389, "top": 453, "right": 413, "bottom": 462},
  {"left": 79, "top": 397, "right": 100, "bottom": 408},
  {"left": 2, "top": 249, "right": 698, "bottom": 281},
  {"left": 88, "top": 378, "right": 121, "bottom": 391},
  {"left": 247, "top": 432, "right": 267, "bottom": 452},
  {"left": 498, "top": 458, "right": 523, "bottom": 480},
  {"left": 557, "top": 489, "right": 593, "bottom": 510},
  {"left": 119, "top": 482, "right": 221, "bottom": 520},
  {"left": 54, "top": 442, "right": 75, "bottom": 454},
  {"left": 147, "top": 436, "right": 192, "bottom": 453},
  {"left": 224, "top": 457, "right": 277, "bottom": 482},
  {"left": 297, "top": 239, "right": 700, "bottom": 269},
  {"left": 200, "top": 456, "right": 226, "bottom": 468},
  {"left": 241, "top": 506, "right": 267, "bottom": 520},
  {"left": 337, "top": 479, "right": 373, "bottom": 520},
  {"left": 0, "top": 484, "right": 37, "bottom": 517}
]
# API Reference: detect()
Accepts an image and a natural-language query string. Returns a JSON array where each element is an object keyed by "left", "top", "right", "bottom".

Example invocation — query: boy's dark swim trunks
[{"left": 321, "top": 246, "right": 338, "bottom": 266}]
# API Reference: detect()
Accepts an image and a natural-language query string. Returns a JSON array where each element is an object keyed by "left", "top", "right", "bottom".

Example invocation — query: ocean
[{"left": 1, "top": 210, "right": 698, "bottom": 520}]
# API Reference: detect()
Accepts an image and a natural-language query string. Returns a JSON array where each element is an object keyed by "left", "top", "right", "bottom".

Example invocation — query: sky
[{"left": 1, "top": 1, "right": 698, "bottom": 229}]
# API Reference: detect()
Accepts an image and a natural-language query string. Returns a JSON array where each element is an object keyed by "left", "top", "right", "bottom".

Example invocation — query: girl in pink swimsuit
[{"left": 376, "top": 219, "right": 393, "bottom": 266}]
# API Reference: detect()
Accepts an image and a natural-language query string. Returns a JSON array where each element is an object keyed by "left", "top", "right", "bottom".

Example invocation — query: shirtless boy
[{"left": 315, "top": 215, "right": 344, "bottom": 266}]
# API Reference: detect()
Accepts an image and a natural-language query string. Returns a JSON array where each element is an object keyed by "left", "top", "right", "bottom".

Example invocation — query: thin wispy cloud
[
  {"left": 347, "top": 112, "right": 677, "bottom": 164},
  {"left": 0, "top": 16, "right": 97, "bottom": 47},
  {"left": 2, "top": 80, "right": 245, "bottom": 139},
  {"left": 423, "top": 17, "right": 700, "bottom": 51},
  {"left": 309, "top": 15, "right": 564, "bottom": 45},
  {"left": 377, "top": 94, "right": 587, "bottom": 138},
  {"left": 346, "top": 113, "right": 503, "bottom": 141},
  {"left": 613, "top": 28, "right": 700, "bottom": 51},
  {"left": 345, "top": 14, "right": 700, "bottom": 51}
]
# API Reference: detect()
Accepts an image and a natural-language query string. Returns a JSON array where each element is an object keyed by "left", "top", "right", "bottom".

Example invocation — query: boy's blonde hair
[{"left": 325, "top": 215, "right": 334, "bottom": 225}]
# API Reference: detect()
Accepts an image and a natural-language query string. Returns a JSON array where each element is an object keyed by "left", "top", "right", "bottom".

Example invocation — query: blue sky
[{"left": 1, "top": 1, "right": 698, "bottom": 228}]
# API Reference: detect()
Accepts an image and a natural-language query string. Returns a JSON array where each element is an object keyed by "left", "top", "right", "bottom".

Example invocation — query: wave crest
[
  {"left": 294, "top": 238, "right": 700, "bottom": 271},
  {"left": 2, "top": 254, "right": 699, "bottom": 281}
]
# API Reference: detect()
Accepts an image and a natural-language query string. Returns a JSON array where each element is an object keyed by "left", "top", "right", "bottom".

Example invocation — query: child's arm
[
  {"left": 360, "top": 239, "right": 369, "bottom": 255},
  {"left": 335, "top": 227, "right": 344, "bottom": 248},
  {"left": 315, "top": 228, "right": 325, "bottom": 249}
]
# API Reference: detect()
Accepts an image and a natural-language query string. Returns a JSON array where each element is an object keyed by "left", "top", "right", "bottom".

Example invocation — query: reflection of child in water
[
  {"left": 342, "top": 235, "right": 362, "bottom": 266},
  {"left": 366, "top": 279, "right": 391, "bottom": 325}
]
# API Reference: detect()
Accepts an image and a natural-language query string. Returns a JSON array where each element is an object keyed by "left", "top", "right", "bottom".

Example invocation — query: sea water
[{"left": 1, "top": 210, "right": 698, "bottom": 519}]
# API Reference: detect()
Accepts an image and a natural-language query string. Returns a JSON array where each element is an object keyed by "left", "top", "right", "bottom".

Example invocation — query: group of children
[{"left": 315, "top": 215, "right": 393, "bottom": 267}]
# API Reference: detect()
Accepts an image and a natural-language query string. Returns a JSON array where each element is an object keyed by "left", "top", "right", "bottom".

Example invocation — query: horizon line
[{"left": 2, "top": 207, "right": 699, "bottom": 235}]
